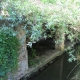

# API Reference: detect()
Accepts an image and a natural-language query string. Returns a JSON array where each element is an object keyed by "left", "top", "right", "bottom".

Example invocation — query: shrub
[{"left": 0, "top": 27, "right": 20, "bottom": 80}]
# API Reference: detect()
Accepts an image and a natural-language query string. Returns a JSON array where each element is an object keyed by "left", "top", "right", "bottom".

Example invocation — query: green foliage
[
  {"left": 0, "top": 27, "right": 20, "bottom": 80},
  {"left": 0, "top": 0, "right": 80, "bottom": 68},
  {"left": 28, "top": 48, "right": 38, "bottom": 67},
  {"left": 41, "top": 0, "right": 56, "bottom": 3},
  {"left": 75, "top": 45, "right": 80, "bottom": 58},
  {"left": 78, "top": 33, "right": 80, "bottom": 40},
  {"left": 67, "top": 45, "right": 80, "bottom": 63},
  {"left": 1, "top": 0, "right": 80, "bottom": 45},
  {"left": 41, "top": 0, "right": 80, "bottom": 4},
  {"left": 31, "top": 49, "right": 37, "bottom": 58},
  {"left": 67, "top": 48, "right": 76, "bottom": 62}
]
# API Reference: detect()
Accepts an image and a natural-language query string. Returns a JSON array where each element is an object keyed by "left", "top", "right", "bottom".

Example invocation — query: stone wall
[
  {"left": 8, "top": 48, "right": 28, "bottom": 80},
  {"left": 8, "top": 25, "right": 28, "bottom": 80}
]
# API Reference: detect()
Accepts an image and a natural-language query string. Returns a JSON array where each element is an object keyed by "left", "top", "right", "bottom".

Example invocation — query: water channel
[{"left": 27, "top": 51, "right": 80, "bottom": 80}]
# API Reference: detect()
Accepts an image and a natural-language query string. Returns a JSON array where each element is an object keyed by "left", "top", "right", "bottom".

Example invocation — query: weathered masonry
[
  {"left": 7, "top": 24, "right": 28, "bottom": 80},
  {"left": 0, "top": 19, "right": 79, "bottom": 80},
  {"left": 0, "top": 1, "right": 80, "bottom": 80},
  {"left": 7, "top": 24, "right": 75, "bottom": 80}
]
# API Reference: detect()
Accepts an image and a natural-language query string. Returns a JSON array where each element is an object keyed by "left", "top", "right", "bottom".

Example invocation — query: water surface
[{"left": 28, "top": 53, "right": 77, "bottom": 80}]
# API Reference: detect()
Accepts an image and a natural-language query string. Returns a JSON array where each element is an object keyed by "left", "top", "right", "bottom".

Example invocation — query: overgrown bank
[
  {"left": 1, "top": 0, "right": 80, "bottom": 44},
  {"left": 0, "top": 27, "right": 20, "bottom": 80},
  {"left": 0, "top": 0, "right": 80, "bottom": 80}
]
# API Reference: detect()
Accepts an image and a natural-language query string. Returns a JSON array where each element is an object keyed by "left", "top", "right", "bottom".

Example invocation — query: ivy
[
  {"left": 1, "top": 0, "right": 80, "bottom": 45},
  {"left": 0, "top": 27, "right": 20, "bottom": 80},
  {"left": 0, "top": 1, "right": 80, "bottom": 79}
]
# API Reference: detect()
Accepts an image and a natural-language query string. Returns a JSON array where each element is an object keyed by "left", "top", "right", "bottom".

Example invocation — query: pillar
[
  {"left": 55, "top": 26, "right": 65, "bottom": 51},
  {"left": 8, "top": 24, "right": 28, "bottom": 80}
]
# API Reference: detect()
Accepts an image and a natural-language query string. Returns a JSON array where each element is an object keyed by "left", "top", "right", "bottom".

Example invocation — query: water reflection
[{"left": 28, "top": 53, "right": 77, "bottom": 80}]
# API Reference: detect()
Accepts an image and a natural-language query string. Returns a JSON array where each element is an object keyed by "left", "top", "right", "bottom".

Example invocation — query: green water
[{"left": 28, "top": 53, "right": 78, "bottom": 80}]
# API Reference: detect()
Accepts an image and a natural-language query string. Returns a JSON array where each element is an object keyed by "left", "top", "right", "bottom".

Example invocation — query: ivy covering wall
[
  {"left": 0, "top": 0, "right": 80, "bottom": 45},
  {"left": 0, "top": 27, "right": 19, "bottom": 80},
  {"left": 0, "top": 0, "right": 80, "bottom": 79}
]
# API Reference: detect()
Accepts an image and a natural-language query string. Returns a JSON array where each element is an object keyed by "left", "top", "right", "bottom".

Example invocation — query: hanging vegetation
[
  {"left": 0, "top": 27, "right": 20, "bottom": 80},
  {"left": 0, "top": 0, "right": 80, "bottom": 79},
  {"left": 0, "top": 0, "right": 80, "bottom": 46}
]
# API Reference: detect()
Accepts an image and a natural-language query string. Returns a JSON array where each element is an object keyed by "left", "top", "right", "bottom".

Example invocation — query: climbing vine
[
  {"left": 0, "top": 27, "right": 20, "bottom": 80},
  {"left": 0, "top": 0, "right": 80, "bottom": 79},
  {"left": 0, "top": 0, "right": 80, "bottom": 44}
]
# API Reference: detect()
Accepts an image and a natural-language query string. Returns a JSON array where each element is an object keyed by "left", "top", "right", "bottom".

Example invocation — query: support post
[
  {"left": 8, "top": 24, "right": 28, "bottom": 80},
  {"left": 55, "top": 26, "right": 65, "bottom": 51}
]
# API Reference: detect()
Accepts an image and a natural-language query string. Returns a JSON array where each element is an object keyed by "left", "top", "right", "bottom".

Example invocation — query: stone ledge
[{"left": 22, "top": 41, "right": 75, "bottom": 79}]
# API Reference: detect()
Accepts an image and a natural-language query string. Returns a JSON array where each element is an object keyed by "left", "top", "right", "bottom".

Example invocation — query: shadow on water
[{"left": 28, "top": 53, "right": 78, "bottom": 80}]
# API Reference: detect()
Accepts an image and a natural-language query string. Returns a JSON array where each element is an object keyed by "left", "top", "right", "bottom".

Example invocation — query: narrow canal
[{"left": 27, "top": 51, "right": 80, "bottom": 80}]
